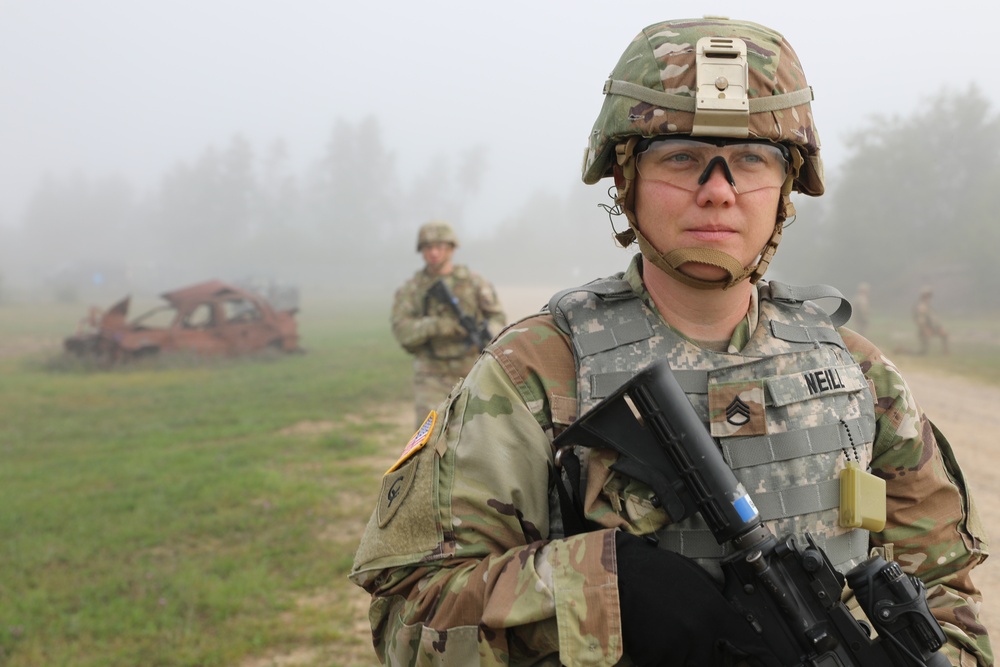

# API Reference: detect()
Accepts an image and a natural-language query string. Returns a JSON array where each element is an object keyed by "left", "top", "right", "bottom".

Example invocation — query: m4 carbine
[
  {"left": 427, "top": 279, "right": 492, "bottom": 352},
  {"left": 553, "top": 360, "right": 949, "bottom": 667}
]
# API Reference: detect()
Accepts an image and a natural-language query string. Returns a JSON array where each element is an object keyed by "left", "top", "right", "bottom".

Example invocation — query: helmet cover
[
  {"left": 582, "top": 17, "right": 824, "bottom": 197},
  {"left": 416, "top": 220, "right": 459, "bottom": 251}
]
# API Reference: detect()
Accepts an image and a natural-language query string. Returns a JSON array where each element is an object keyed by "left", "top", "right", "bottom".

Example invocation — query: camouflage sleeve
[
  {"left": 351, "top": 319, "right": 624, "bottom": 666},
  {"left": 842, "top": 328, "right": 993, "bottom": 667},
  {"left": 391, "top": 276, "right": 442, "bottom": 353}
]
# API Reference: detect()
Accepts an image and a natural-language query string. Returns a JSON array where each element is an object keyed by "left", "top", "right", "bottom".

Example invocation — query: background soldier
[
  {"left": 914, "top": 285, "right": 950, "bottom": 354},
  {"left": 391, "top": 220, "right": 507, "bottom": 426},
  {"left": 853, "top": 282, "right": 871, "bottom": 335},
  {"left": 356, "top": 18, "right": 990, "bottom": 667}
]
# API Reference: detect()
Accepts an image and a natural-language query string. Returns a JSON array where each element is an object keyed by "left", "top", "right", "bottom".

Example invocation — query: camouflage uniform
[
  {"left": 391, "top": 264, "right": 507, "bottom": 427},
  {"left": 355, "top": 16, "right": 991, "bottom": 667},
  {"left": 353, "top": 256, "right": 991, "bottom": 666}
]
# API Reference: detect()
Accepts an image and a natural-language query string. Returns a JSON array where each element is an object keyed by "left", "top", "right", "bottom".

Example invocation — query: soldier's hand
[
  {"left": 433, "top": 318, "right": 467, "bottom": 340},
  {"left": 615, "top": 532, "right": 780, "bottom": 667}
]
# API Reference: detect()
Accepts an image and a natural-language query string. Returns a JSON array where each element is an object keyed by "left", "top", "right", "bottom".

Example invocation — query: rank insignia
[{"left": 709, "top": 381, "right": 766, "bottom": 437}]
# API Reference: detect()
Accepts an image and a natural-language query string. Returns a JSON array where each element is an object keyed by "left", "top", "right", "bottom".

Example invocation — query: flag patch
[{"left": 386, "top": 410, "right": 437, "bottom": 474}]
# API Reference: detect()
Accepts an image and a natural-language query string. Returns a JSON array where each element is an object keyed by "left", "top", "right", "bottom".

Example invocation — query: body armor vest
[{"left": 549, "top": 275, "right": 876, "bottom": 577}]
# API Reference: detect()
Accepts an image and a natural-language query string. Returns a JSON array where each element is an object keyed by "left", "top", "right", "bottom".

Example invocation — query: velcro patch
[
  {"left": 377, "top": 458, "right": 418, "bottom": 528},
  {"left": 387, "top": 410, "right": 436, "bottom": 474}
]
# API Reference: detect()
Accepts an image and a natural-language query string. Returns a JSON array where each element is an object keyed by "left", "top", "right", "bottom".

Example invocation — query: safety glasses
[{"left": 635, "top": 137, "right": 790, "bottom": 194}]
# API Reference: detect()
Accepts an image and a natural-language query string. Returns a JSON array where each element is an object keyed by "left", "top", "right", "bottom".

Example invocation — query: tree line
[
  {"left": 1, "top": 86, "right": 997, "bottom": 314},
  {"left": 777, "top": 85, "right": 1000, "bottom": 314}
]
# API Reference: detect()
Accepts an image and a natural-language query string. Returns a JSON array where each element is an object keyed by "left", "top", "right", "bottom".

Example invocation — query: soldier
[
  {"left": 914, "top": 286, "right": 950, "bottom": 355},
  {"left": 391, "top": 220, "right": 507, "bottom": 427},
  {"left": 854, "top": 282, "right": 871, "bottom": 336},
  {"left": 354, "top": 18, "right": 991, "bottom": 667}
]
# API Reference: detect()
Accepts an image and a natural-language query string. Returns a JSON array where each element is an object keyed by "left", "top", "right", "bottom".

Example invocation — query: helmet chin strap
[
  {"left": 634, "top": 226, "right": 758, "bottom": 290},
  {"left": 613, "top": 139, "right": 801, "bottom": 290}
]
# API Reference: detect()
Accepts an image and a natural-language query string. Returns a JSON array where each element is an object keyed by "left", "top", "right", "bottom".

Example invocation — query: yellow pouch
[{"left": 840, "top": 461, "right": 886, "bottom": 531}]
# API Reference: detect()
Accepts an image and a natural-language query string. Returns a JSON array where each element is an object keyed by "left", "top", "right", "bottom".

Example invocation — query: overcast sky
[{"left": 2, "top": 0, "right": 998, "bottom": 233}]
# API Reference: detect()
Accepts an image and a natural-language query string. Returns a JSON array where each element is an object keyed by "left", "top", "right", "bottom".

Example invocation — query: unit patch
[
  {"left": 387, "top": 410, "right": 437, "bottom": 474},
  {"left": 377, "top": 458, "right": 419, "bottom": 528}
]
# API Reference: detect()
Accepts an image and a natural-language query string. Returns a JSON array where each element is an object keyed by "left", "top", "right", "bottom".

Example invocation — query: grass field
[
  {"left": 0, "top": 298, "right": 414, "bottom": 667},
  {"left": 1, "top": 297, "right": 997, "bottom": 666}
]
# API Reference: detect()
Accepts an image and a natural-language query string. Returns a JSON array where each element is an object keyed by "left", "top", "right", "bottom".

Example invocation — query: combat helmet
[
  {"left": 584, "top": 17, "right": 823, "bottom": 289},
  {"left": 416, "top": 220, "right": 459, "bottom": 251}
]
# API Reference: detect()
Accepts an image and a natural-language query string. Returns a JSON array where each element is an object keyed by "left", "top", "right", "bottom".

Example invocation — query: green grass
[
  {"left": 0, "top": 300, "right": 412, "bottom": 667},
  {"left": 0, "top": 300, "right": 997, "bottom": 666}
]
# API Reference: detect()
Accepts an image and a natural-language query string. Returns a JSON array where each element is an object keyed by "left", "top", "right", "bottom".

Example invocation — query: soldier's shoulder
[
  {"left": 839, "top": 327, "right": 898, "bottom": 379},
  {"left": 450, "top": 264, "right": 473, "bottom": 279},
  {"left": 491, "top": 311, "right": 565, "bottom": 345},
  {"left": 839, "top": 326, "right": 881, "bottom": 361},
  {"left": 454, "top": 264, "right": 496, "bottom": 286},
  {"left": 394, "top": 269, "right": 430, "bottom": 292},
  {"left": 486, "top": 312, "right": 576, "bottom": 396},
  {"left": 838, "top": 326, "right": 920, "bottom": 418}
]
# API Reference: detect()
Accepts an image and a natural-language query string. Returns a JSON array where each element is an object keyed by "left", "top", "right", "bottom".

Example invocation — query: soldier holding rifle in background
[
  {"left": 357, "top": 17, "right": 991, "bottom": 667},
  {"left": 391, "top": 220, "right": 506, "bottom": 427}
]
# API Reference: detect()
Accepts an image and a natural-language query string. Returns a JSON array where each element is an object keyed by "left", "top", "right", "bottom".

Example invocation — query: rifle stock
[{"left": 553, "top": 360, "right": 949, "bottom": 667}]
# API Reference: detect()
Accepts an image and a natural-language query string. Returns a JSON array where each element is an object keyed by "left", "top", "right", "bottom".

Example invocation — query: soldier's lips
[{"left": 685, "top": 227, "right": 737, "bottom": 242}]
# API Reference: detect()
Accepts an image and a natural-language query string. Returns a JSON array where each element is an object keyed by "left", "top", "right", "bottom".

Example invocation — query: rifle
[
  {"left": 427, "top": 279, "right": 492, "bottom": 352},
  {"left": 553, "top": 360, "right": 950, "bottom": 667}
]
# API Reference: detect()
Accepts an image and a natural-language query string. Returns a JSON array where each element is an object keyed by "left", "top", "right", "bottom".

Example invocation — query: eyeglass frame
[{"left": 633, "top": 136, "right": 792, "bottom": 193}]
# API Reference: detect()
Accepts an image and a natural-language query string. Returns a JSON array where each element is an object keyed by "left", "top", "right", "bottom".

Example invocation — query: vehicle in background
[
  {"left": 230, "top": 275, "right": 300, "bottom": 313},
  {"left": 64, "top": 279, "right": 301, "bottom": 364}
]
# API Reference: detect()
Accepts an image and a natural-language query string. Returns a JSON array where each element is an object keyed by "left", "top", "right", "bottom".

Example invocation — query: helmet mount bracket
[{"left": 693, "top": 36, "right": 750, "bottom": 138}]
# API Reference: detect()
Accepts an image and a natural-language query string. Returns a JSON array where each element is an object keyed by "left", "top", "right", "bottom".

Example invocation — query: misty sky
[{"left": 3, "top": 0, "right": 998, "bottom": 234}]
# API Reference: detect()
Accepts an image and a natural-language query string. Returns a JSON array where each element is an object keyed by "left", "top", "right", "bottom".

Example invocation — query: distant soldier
[
  {"left": 914, "top": 286, "right": 949, "bottom": 354},
  {"left": 391, "top": 221, "right": 507, "bottom": 427},
  {"left": 853, "top": 282, "right": 871, "bottom": 335}
]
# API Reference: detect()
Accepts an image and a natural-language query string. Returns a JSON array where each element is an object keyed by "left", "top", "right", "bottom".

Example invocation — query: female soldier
[{"left": 352, "top": 17, "right": 991, "bottom": 667}]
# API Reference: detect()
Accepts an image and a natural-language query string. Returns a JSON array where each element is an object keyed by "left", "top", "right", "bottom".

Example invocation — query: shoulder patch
[
  {"left": 377, "top": 458, "right": 419, "bottom": 528},
  {"left": 387, "top": 410, "right": 437, "bottom": 474}
]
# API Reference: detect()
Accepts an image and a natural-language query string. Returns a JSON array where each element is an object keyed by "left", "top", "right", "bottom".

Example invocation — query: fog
[{"left": 2, "top": 0, "right": 999, "bottom": 316}]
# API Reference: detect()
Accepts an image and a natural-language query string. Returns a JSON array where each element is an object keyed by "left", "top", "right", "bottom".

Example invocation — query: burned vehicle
[{"left": 64, "top": 280, "right": 301, "bottom": 363}]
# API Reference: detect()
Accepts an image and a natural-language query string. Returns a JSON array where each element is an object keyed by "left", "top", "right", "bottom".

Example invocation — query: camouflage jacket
[
  {"left": 353, "top": 257, "right": 991, "bottom": 667},
  {"left": 391, "top": 264, "right": 507, "bottom": 363}
]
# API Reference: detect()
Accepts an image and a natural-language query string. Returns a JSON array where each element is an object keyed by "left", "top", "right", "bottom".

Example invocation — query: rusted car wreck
[{"left": 64, "top": 280, "right": 301, "bottom": 363}]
